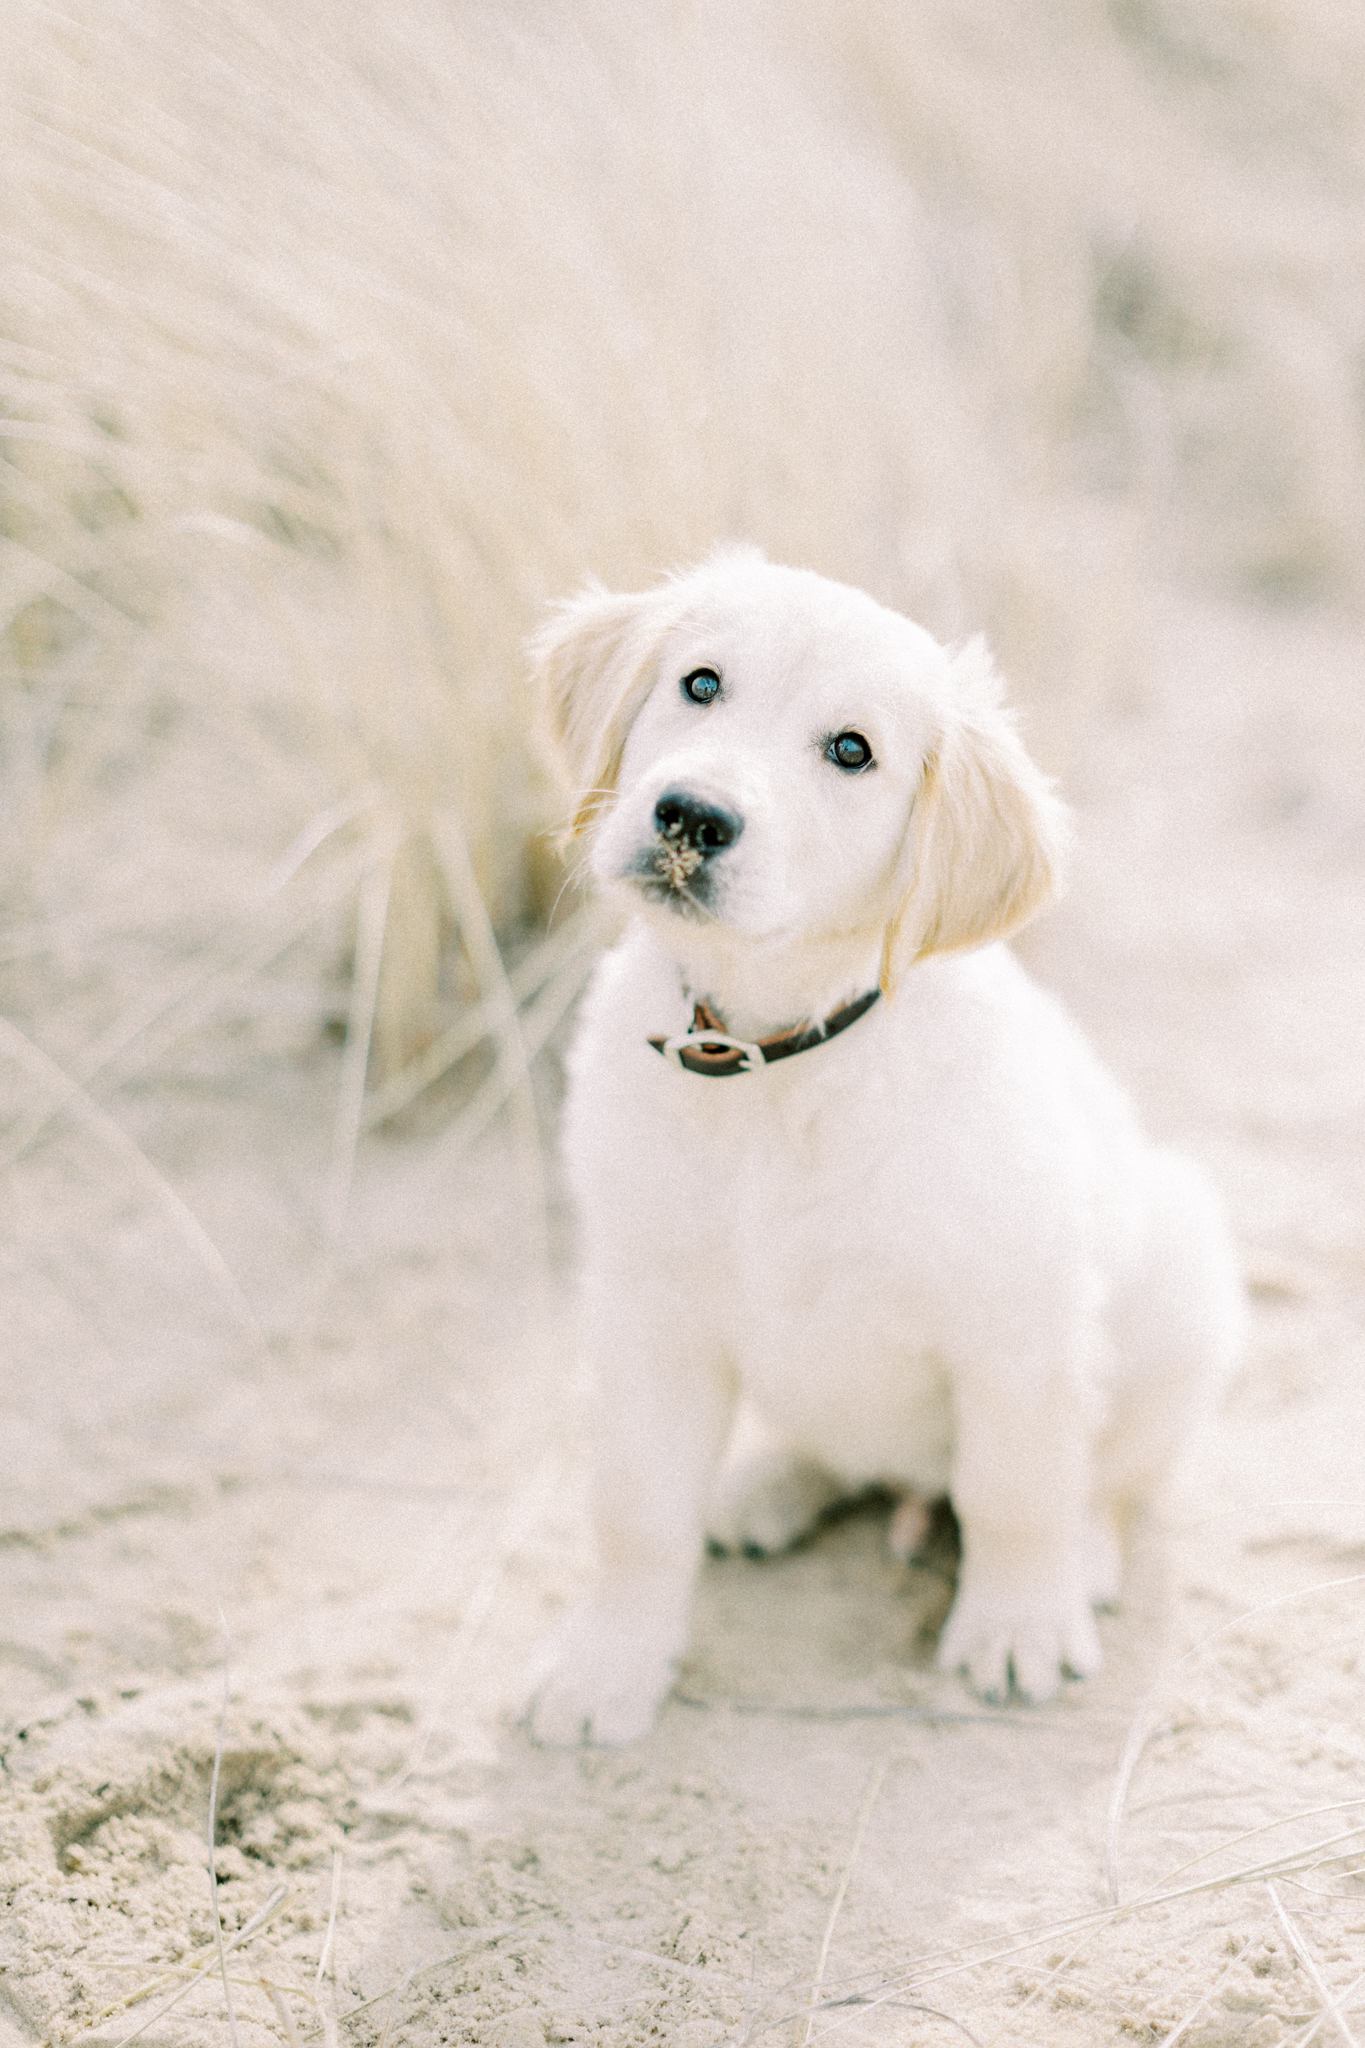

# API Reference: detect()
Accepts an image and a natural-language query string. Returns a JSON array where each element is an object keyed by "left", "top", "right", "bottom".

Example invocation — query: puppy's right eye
[
  {"left": 681, "top": 668, "right": 721, "bottom": 705},
  {"left": 827, "top": 730, "right": 874, "bottom": 772}
]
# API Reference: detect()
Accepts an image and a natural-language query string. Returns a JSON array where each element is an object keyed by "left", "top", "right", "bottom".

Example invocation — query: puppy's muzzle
[{"left": 648, "top": 789, "right": 743, "bottom": 895}]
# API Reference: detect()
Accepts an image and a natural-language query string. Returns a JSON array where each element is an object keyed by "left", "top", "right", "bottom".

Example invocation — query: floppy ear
[
  {"left": 530, "top": 580, "right": 685, "bottom": 837},
  {"left": 880, "top": 641, "right": 1069, "bottom": 992}
]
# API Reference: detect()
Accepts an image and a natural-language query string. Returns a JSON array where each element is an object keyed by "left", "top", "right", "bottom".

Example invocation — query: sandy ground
[{"left": 3, "top": 585, "right": 1365, "bottom": 2047}]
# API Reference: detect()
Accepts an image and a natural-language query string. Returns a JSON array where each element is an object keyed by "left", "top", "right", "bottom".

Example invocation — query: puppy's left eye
[
  {"left": 826, "top": 730, "right": 874, "bottom": 772},
  {"left": 681, "top": 668, "right": 722, "bottom": 705}
]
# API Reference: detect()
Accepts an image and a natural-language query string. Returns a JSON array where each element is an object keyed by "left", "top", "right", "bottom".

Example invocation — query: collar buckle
[
  {"left": 650, "top": 988, "right": 880, "bottom": 1076},
  {"left": 660, "top": 1029, "right": 765, "bottom": 1074}
]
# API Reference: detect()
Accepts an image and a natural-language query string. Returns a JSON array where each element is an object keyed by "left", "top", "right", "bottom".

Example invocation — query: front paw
[
  {"left": 936, "top": 1569, "right": 1102, "bottom": 1704},
  {"left": 528, "top": 1601, "right": 682, "bottom": 1747}
]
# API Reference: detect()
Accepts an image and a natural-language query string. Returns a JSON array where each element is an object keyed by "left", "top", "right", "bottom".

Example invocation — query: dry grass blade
[
  {"left": 1106, "top": 1571, "right": 1365, "bottom": 1902},
  {"left": 375, "top": 1961, "right": 419, "bottom": 2048},
  {"left": 360, "top": 901, "right": 603, "bottom": 1128},
  {"left": 992, "top": 1808, "right": 1365, "bottom": 2048},
  {"left": 1270, "top": 1886, "right": 1360, "bottom": 2048},
  {"left": 0, "top": 1016, "right": 260, "bottom": 1338},
  {"left": 1296, "top": 1970, "right": 1365, "bottom": 2048},
  {"left": 423, "top": 932, "right": 598, "bottom": 1165},
  {"left": 803, "top": 1755, "right": 892, "bottom": 2046},
  {"left": 207, "top": 1612, "right": 242, "bottom": 2048},
  {"left": 825, "top": 2005, "right": 984, "bottom": 2047},
  {"left": 1151, "top": 1921, "right": 1269, "bottom": 2048},
  {"left": 313, "top": 1836, "right": 343, "bottom": 2047},
  {"left": 983, "top": 1921, "right": 1113, "bottom": 2042},
  {"left": 92, "top": 1963, "right": 314, "bottom": 1997},
  {"left": 57, "top": 1886, "right": 291, "bottom": 2048},
  {"left": 316, "top": 1850, "right": 342, "bottom": 1989},
  {"left": 263, "top": 1980, "right": 305, "bottom": 2048},
  {"left": 759, "top": 1822, "right": 1365, "bottom": 2044},
  {"left": 0, "top": 532, "right": 134, "bottom": 631},
  {"left": 1144, "top": 1801, "right": 1365, "bottom": 1898},
  {"left": 260, "top": 787, "right": 386, "bottom": 898},
  {"left": 800, "top": 1973, "right": 986, "bottom": 2045},
  {"left": 429, "top": 804, "right": 545, "bottom": 1250},
  {"left": 755, "top": 1979, "right": 985, "bottom": 2047},
  {"left": 0, "top": 822, "right": 403, "bottom": 1176}
]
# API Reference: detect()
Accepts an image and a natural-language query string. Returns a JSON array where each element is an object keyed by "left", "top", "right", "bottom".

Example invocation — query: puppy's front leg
[
  {"left": 937, "top": 1343, "right": 1103, "bottom": 1704},
  {"left": 531, "top": 1280, "right": 733, "bottom": 1745}
]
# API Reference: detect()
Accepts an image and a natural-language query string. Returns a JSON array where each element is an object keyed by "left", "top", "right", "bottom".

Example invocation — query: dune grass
[{"left": 5, "top": 0, "right": 1363, "bottom": 1104}]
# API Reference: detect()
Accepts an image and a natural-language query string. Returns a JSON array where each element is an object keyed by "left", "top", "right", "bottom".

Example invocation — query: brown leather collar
[{"left": 648, "top": 988, "right": 880, "bottom": 1077}]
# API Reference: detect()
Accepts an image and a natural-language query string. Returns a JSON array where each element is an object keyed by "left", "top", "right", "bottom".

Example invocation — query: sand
[{"left": 3, "top": 584, "right": 1364, "bottom": 2046}]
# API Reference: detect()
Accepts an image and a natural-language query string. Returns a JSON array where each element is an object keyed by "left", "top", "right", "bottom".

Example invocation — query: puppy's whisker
[
  {"left": 557, "top": 801, "right": 614, "bottom": 835},
  {"left": 546, "top": 861, "right": 591, "bottom": 931}
]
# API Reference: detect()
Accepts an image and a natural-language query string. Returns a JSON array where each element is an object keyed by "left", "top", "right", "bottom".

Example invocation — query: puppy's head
[{"left": 532, "top": 550, "right": 1067, "bottom": 985}]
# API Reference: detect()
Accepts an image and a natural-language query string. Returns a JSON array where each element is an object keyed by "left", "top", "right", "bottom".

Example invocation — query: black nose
[{"left": 653, "top": 790, "right": 744, "bottom": 857}]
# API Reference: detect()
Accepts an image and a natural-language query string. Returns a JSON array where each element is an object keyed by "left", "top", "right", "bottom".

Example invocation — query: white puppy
[{"left": 529, "top": 550, "right": 1241, "bottom": 1744}]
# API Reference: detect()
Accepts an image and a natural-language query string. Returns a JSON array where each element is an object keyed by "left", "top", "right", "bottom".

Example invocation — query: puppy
[{"left": 529, "top": 549, "right": 1241, "bottom": 1744}]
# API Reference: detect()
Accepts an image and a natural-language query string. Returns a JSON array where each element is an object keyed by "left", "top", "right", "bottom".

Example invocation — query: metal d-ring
[{"left": 661, "top": 1029, "right": 765, "bottom": 1073}]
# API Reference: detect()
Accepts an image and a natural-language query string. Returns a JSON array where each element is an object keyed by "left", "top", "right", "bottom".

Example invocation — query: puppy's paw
[
  {"left": 528, "top": 1602, "right": 680, "bottom": 1747},
  {"left": 706, "top": 1452, "right": 841, "bottom": 1557},
  {"left": 936, "top": 1572, "right": 1102, "bottom": 1704}
]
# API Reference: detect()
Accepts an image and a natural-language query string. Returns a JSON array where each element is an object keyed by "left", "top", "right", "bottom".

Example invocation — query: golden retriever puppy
[{"left": 529, "top": 549, "right": 1241, "bottom": 1744}]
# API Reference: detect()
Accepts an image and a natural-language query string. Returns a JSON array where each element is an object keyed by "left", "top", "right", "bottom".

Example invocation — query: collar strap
[{"left": 649, "top": 988, "right": 880, "bottom": 1077}]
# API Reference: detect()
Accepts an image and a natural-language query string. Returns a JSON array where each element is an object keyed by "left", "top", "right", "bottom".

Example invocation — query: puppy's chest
[
  {"left": 713, "top": 1092, "right": 954, "bottom": 1483},
  {"left": 575, "top": 1050, "right": 956, "bottom": 1483},
  {"left": 660, "top": 1072, "right": 942, "bottom": 1329}
]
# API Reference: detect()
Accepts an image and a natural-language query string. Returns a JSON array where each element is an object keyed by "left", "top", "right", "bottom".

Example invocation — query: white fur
[{"left": 529, "top": 552, "right": 1242, "bottom": 1743}]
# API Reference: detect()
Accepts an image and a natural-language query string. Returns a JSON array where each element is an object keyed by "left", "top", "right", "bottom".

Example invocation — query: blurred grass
[{"left": 0, "top": 0, "right": 1361, "bottom": 1124}]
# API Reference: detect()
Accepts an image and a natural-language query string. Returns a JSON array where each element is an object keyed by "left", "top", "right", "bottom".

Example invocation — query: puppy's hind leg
[
  {"left": 1101, "top": 1148, "right": 1244, "bottom": 1516},
  {"left": 705, "top": 1398, "right": 842, "bottom": 1557}
]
